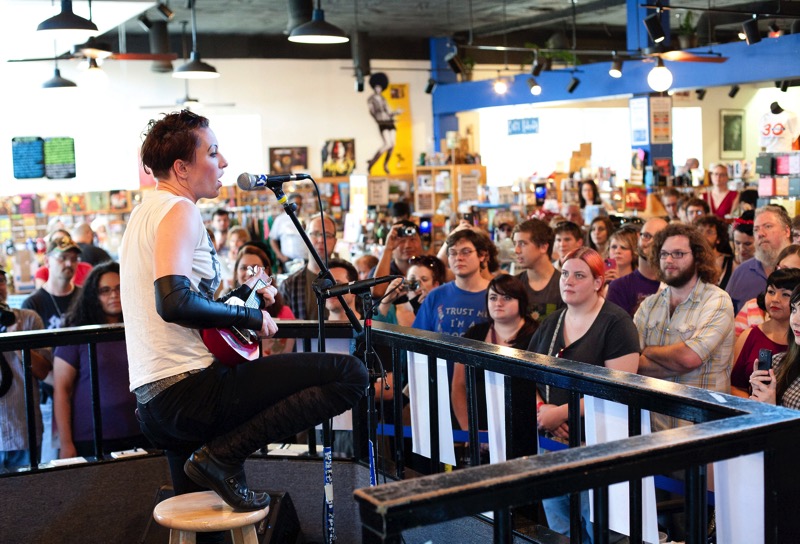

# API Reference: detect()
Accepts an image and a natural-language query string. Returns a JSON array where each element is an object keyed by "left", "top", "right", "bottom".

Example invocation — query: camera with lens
[
  {"left": 397, "top": 225, "right": 418, "bottom": 238},
  {"left": 402, "top": 277, "right": 420, "bottom": 291}
]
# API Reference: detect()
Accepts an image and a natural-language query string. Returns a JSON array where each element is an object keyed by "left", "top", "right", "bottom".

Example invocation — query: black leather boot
[{"left": 184, "top": 446, "right": 270, "bottom": 511}]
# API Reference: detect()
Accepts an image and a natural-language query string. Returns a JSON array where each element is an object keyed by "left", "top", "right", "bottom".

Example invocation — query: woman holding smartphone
[
  {"left": 751, "top": 284, "right": 800, "bottom": 409},
  {"left": 603, "top": 227, "right": 638, "bottom": 286},
  {"left": 731, "top": 269, "right": 800, "bottom": 397}
]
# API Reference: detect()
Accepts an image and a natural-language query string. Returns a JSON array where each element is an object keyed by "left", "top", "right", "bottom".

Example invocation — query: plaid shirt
[
  {"left": 772, "top": 352, "right": 800, "bottom": 410},
  {"left": 634, "top": 279, "right": 734, "bottom": 430}
]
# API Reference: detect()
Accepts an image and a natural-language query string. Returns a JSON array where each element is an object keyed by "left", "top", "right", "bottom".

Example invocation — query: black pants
[{"left": 137, "top": 353, "right": 367, "bottom": 497}]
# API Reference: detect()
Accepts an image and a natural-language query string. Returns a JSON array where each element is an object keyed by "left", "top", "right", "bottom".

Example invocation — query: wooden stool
[{"left": 153, "top": 490, "right": 269, "bottom": 544}]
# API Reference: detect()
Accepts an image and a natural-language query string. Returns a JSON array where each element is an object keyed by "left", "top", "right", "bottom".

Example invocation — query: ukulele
[{"left": 202, "top": 275, "right": 269, "bottom": 367}]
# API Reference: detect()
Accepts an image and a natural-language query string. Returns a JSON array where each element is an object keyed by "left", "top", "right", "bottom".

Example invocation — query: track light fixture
[
  {"left": 768, "top": 21, "right": 782, "bottom": 37},
  {"left": 781, "top": 80, "right": 790, "bottom": 92},
  {"left": 647, "top": 57, "right": 673, "bottom": 92},
  {"left": 138, "top": 14, "right": 152, "bottom": 32},
  {"left": 288, "top": 0, "right": 349, "bottom": 44},
  {"left": 445, "top": 51, "right": 465, "bottom": 75},
  {"left": 728, "top": 84, "right": 740, "bottom": 98},
  {"left": 644, "top": 11, "right": 666, "bottom": 44},
  {"left": 531, "top": 52, "right": 544, "bottom": 77},
  {"left": 493, "top": 75, "right": 509, "bottom": 95},
  {"left": 156, "top": 2, "right": 175, "bottom": 21},
  {"left": 527, "top": 77, "right": 542, "bottom": 96},
  {"left": 425, "top": 78, "right": 437, "bottom": 94},
  {"left": 609, "top": 57, "right": 623, "bottom": 78},
  {"left": 695, "top": 88, "right": 706, "bottom": 100},
  {"left": 742, "top": 17, "right": 761, "bottom": 45},
  {"left": 567, "top": 76, "right": 580, "bottom": 94}
]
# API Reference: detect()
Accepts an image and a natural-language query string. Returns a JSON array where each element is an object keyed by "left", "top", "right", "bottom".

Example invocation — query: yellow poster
[{"left": 366, "top": 73, "right": 412, "bottom": 175}]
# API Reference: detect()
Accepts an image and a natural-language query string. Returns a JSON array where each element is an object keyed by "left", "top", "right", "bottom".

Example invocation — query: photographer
[{"left": 370, "top": 220, "right": 425, "bottom": 299}]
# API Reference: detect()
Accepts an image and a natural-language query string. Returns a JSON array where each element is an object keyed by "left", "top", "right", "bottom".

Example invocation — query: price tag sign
[{"left": 367, "top": 177, "right": 389, "bottom": 206}]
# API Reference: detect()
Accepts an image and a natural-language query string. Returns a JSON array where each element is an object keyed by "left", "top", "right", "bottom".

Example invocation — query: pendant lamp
[
  {"left": 43, "top": 66, "right": 77, "bottom": 88},
  {"left": 288, "top": 0, "right": 348, "bottom": 44},
  {"left": 173, "top": 0, "right": 219, "bottom": 79},
  {"left": 37, "top": 0, "right": 98, "bottom": 33}
]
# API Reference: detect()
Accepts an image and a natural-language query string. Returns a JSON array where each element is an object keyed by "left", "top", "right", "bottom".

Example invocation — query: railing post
[
  {"left": 391, "top": 346, "right": 405, "bottom": 480},
  {"left": 493, "top": 507, "right": 512, "bottom": 543},
  {"left": 593, "top": 486, "right": 610, "bottom": 544},
  {"left": 22, "top": 347, "right": 39, "bottom": 470},
  {"left": 628, "top": 405, "right": 643, "bottom": 543},
  {"left": 466, "top": 364, "right": 480, "bottom": 467},
  {"left": 428, "top": 354, "right": 440, "bottom": 472},
  {"left": 88, "top": 342, "right": 104, "bottom": 459},
  {"left": 568, "top": 391, "right": 583, "bottom": 541},
  {"left": 685, "top": 464, "right": 707, "bottom": 544}
]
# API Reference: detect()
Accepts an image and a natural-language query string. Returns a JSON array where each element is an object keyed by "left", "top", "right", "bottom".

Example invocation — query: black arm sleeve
[
  {"left": 218, "top": 283, "right": 253, "bottom": 304},
  {"left": 154, "top": 275, "right": 263, "bottom": 331}
]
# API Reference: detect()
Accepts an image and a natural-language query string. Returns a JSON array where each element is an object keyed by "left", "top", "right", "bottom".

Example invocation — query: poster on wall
[
  {"left": 322, "top": 139, "right": 356, "bottom": 177},
  {"left": 365, "top": 73, "right": 412, "bottom": 175},
  {"left": 721, "top": 109, "right": 745, "bottom": 159},
  {"left": 269, "top": 146, "right": 308, "bottom": 174},
  {"left": 629, "top": 97, "right": 649, "bottom": 146},
  {"left": 11, "top": 136, "right": 76, "bottom": 180},
  {"left": 649, "top": 96, "right": 672, "bottom": 144}
]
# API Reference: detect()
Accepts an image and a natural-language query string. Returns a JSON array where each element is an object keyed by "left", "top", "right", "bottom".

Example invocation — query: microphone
[
  {"left": 237, "top": 172, "right": 312, "bottom": 191},
  {"left": 324, "top": 275, "right": 402, "bottom": 298}
]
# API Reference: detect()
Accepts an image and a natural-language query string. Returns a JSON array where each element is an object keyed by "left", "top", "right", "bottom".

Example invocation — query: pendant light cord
[{"left": 190, "top": 0, "right": 198, "bottom": 52}]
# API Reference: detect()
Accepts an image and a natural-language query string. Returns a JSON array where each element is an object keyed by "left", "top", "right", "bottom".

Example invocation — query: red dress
[
  {"left": 703, "top": 190, "right": 737, "bottom": 218},
  {"left": 730, "top": 326, "right": 787, "bottom": 390}
]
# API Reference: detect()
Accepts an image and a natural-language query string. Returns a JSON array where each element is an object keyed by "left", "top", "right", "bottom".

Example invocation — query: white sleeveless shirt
[{"left": 120, "top": 190, "right": 222, "bottom": 390}]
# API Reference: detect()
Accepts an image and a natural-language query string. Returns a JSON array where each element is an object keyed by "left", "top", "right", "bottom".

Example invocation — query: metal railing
[{"left": 4, "top": 321, "right": 800, "bottom": 544}]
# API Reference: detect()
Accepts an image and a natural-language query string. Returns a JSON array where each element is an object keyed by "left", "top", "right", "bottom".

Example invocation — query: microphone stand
[
  {"left": 269, "top": 184, "right": 362, "bottom": 544},
  {"left": 358, "top": 291, "right": 382, "bottom": 487}
]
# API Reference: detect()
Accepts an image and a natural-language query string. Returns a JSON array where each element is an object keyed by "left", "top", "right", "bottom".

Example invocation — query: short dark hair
[
  {"left": 554, "top": 221, "right": 583, "bottom": 240},
  {"left": 141, "top": 110, "right": 210, "bottom": 180},
  {"left": 212, "top": 208, "right": 230, "bottom": 219},
  {"left": 652, "top": 223, "right": 719, "bottom": 285},
  {"left": 408, "top": 255, "right": 447, "bottom": 285},
  {"left": 694, "top": 214, "right": 733, "bottom": 256},
  {"left": 662, "top": 187, "right": 681, "bottom": 200},
  {"left": 733, "top": 210, "right": 754, "bottom": 236},
  {"left": 685, "top": 197, "right": 710, "bottom": 214},
  {"left": 328, "top": 258, "right": 358, "bottom": 283},
  {"left": 513, "top": 219, "right": 554, "bottom": 258}
]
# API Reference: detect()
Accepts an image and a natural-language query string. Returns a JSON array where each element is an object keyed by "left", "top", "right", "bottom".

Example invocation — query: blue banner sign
[{"left": 508, "top": 117, "right": 539, "bottom": 135}]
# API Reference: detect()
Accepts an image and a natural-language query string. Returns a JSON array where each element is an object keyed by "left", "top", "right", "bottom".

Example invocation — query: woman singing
[{"left": 120, "top": 111, "right": 367, "bottom": 513}]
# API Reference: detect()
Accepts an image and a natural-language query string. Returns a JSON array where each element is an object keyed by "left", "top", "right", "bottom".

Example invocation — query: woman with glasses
[
  {"left": 53, "top": 262, "right": 149, "bottom": 458},
  {"left": 750, "top": 284, "right": 800, "bottom": 410},
  {"left": 120, "top": 111, "right": 367, "bottom": 513},
  {"left": 731, "top": 268, "right": 800, "bottom": 398},
  {"left": 527, "top": 247, "right": 640, "bottom": 543}
]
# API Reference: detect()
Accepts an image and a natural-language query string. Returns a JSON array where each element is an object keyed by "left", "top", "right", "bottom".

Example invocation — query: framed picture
[
  {"left": 269, "top": 146, "right": 308, "bottom": 174},
  {"left": 720, "top": 109, "right": 745, "bottom": 159}
]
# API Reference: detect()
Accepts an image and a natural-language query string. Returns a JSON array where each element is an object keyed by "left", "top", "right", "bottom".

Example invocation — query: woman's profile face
[
  {"left": 733, "top": 230, "right": 755, "bottom": 262},
  {"left": 779, "top": 253, "right": 800, "bottom": 271}
]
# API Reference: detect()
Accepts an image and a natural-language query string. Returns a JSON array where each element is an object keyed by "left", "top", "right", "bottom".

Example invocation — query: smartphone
[
  {"left": 757, "top": 348, "right": 773, "bottom": 371},
  {"left": 463, "top": 212, "right": 474, "bottom": 224},
  {"left": 604, "top": 258, "right": 617, "bottom": 271}
]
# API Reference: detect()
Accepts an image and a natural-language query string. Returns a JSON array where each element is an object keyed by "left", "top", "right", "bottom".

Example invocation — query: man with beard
[
  {"left": 726, "top": 205, "right": 791, "bottom": 313},
  {"left": 606, "top": 217, "right": 668, "bottom": 316},
  {"left": 634, "top": 223, "right": 734, "bottom": 431},
  {"left": 370, "top": 220, "right": 424, "bottom": 299}
]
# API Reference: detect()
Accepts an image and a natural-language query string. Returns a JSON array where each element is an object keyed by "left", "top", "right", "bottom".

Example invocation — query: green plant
[{"left": 679, "top": 11, "right": 697, "bottom": 37}]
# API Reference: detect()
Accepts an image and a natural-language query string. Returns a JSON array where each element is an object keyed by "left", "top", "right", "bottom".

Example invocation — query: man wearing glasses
[
  {"left": 725, "top": 205, "right": 792, "bottom": 314},
  {"left": 634, "top": 223, "right": 734, "bottom": 431},
  {"left": 269, "top": 193, "right": 307, "bottom": 271},
  {"left": 606, "top": 217, "right": 668, "bottom": 316},
  {"left": 278, "top": 214, "right": 337, "bottom": 320}
]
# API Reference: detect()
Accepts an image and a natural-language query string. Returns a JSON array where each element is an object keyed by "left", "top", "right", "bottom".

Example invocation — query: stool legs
[
  {"left": 169, "top": 529, "right": 196, "bottom": 544},
  {"left": 168, "top": 525, "right": 257, "bottom": 544}
]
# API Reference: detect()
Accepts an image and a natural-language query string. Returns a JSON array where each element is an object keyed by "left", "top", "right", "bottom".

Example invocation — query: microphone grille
[{"left": 237, "top": 173, "right": 254, "bottom": 191}]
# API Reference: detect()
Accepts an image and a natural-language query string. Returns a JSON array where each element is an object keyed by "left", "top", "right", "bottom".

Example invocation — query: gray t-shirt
[{"left": 516, "top": 269, "right": 564, "bottom": 322}]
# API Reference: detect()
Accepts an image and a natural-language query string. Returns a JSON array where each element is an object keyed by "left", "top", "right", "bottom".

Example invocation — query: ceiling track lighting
[
  {"left": 138, "top": 14, "right": 152, "bottom": 32},
  {"left": 742, "top": 17, "right": 761, "bottom": 45},
  {"left": 173, "top": 0, "right": 219, "bottom": 79},
  {"left": 527, "top": 77, "right": 542, "bottom": 96},
  {"left": 728, "top": 84, "right": 740, "bottom": 98},
  {"left": 696, "top": 88, "right": 707, "bottom": 100},
  {"left": 156, "top": 2, "right": 175, "bottom": 21},
  {"left": 609, "top": 56, "right": 623, "bottom": 78},
  {"left": 493, "top": 74, "right": 509, "bottom": 95},
  {"left": 647, "top": 57, "right": 673, "bottom": 92},
  {"left": 288, "top": 0, "right": 349, "bottom": 44},
  {"left": 768, "top": 21, "right": 782, "bottom": 37},
  {"left": 425, "top": 78, "right": 437, "bottom": 94},
  {"left": 567, "top": 76, "right": 580, "bottom": 94},
  {"left": 644, "top": 11, "right": 666, "bottom": 44},
  {"left": 781, "top": 80, "right": 790, "bottom": 92},
  {"left": 355, "top": 71, "right": 364, "bottom": 92}
]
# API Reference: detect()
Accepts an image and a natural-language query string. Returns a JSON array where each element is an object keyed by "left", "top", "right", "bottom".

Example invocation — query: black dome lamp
[
  {"left": 173, "top": 0, "right": 219, "bottom": 79},
  {"left": 288, "top": 0, "right": 349, "bottom": 44}
]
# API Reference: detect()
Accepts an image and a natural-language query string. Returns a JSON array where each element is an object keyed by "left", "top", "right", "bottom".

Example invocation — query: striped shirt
[
  {"left": 634, "top": 280, "right": 734, "bottom": 431},
  {"left": 772, "top": 352, "right": 800, "bottom": 410}
]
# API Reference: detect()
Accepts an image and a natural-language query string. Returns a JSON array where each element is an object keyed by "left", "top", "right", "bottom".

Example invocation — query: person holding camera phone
[
  {"left": 731, "top": 269, "right": 800, "bottom": 398},
  {"left": 750, "top": 283, "right": 800, "bottom": 409},
  {"left": 370, "top": 219, "right": 424, "bottom": 299}
]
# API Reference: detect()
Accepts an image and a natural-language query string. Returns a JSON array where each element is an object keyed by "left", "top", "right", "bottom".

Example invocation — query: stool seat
[{"left": 154, "top": 491, "right": 269, "bottom": 544}]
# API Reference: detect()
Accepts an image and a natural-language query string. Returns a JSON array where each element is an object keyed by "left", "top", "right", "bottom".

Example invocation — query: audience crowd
[{"left": 4, "top": 162, "right": 797, "bottom": 541}]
